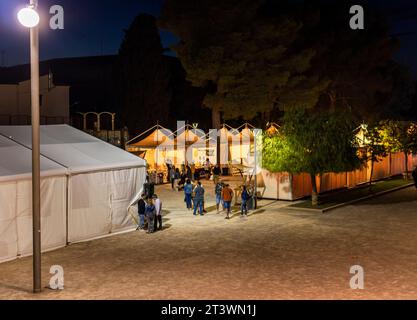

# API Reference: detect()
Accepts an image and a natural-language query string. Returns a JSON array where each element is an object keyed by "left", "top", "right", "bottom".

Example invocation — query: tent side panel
[
  {"left": 68, "top": 172, "right": 112, "bottom": 243},
  {"left": 109, "top": 167, "right": 146, "bottom": 233},
  {"left": 0, "top": 181, "right": 18, "bottom": 263},
  {"left": 15, "top": 176, "right": 67, "bottom": 256}
]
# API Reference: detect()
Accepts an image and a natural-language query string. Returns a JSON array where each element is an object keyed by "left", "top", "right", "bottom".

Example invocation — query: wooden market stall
[{"left": 125, "top": 124, "right": 174, "bottom": 183}]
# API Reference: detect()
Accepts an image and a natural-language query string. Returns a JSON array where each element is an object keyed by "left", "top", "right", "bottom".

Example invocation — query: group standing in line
[{"left": 137, "top": 193, "right": 163, "bottom": 234}]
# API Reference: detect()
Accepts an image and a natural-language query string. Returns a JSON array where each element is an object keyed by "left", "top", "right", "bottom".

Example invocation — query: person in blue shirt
[
  {"left": 145, "top": 198, "right": 156, "bottom": 233},
  {"left": 184, "top": 179, "right": 193, "bottom": 210},
  {"left": 193, "top": 181, "right": 205, "bottom": 216},
  {"left": 241, "top": 185, "right": 250, "bottom": 216},
  {"left": 215, "top": 181, "right": 224, "bottom": 213}
]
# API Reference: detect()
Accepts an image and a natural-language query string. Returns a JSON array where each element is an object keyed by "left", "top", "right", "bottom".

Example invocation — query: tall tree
[
  {"left": 263, "top": 107, "right": 361, "bottom": 206},
  {"left": 117, "top": 14, "right": 172, "bottom": 135},
  {"left": 161, "top": 0, "right": 328, "bottom": 128},
  {"left": 296, "top": 0, "right": 401, "bottom": 121}
]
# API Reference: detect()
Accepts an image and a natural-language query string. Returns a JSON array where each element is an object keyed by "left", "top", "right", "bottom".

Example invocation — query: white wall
[{"left": 0, "top": 75, "right": 69, "bottom": 125}]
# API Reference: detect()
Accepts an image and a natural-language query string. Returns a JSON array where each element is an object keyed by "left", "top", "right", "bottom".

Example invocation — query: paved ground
[{"left": 1, "top": 182, "right": 417, "bottom": 300}]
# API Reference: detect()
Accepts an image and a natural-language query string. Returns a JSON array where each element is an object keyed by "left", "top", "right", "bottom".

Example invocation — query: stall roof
[
  {"left": 127, "top": 128, "right": 173, "bottom": 149},
  {"left": 0, "top": 125, "right": 146, "bottom": 174},
  {"left": 126, "top": 125, "right": 174, "bottom": 147}
]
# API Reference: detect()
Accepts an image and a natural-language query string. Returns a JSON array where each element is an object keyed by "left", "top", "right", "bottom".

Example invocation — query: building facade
[{"left": 0, "top": 73, "right": 69, "bottom": 125}]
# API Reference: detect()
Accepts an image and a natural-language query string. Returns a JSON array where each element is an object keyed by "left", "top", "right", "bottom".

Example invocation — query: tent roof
[
  {"left": 126, "top": 125, "right": 173, "bottom": 146},
  {"left": 173, "top": 125, "right": 206, "bottom": 141},
  {"left": 0, "top": 134, "right": 66, "bottom": 182},
  {"left": 0, "top": 125, "right": 146, "bottom": 174}
]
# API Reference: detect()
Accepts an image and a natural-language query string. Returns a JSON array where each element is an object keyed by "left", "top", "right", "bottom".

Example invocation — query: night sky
[
  {"left": 1, "top": 0, "right": 417, "bottom": 77},
  {"left": 0, "top": 0, "right": 177, "bottom": 66}
]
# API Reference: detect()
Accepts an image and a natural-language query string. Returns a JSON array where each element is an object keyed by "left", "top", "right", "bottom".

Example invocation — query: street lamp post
[
  {"left": 18, "top": 0, "right": 41, "bottom": 293},
  {"left": 253, "top": 129, "right": 258, "bottom": 210}
]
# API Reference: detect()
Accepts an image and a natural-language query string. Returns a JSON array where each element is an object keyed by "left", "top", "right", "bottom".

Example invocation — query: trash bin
[
  {"left": 248, "top": 197, "right": 254, "bottom": 210},
  {"left": 144, "top": 182, "right": 154, "bottom": 198}
]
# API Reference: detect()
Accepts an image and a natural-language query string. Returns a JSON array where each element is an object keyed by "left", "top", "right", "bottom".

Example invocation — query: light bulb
[{"left": 17, "top": 7, "right": 40, "bottom": 28}]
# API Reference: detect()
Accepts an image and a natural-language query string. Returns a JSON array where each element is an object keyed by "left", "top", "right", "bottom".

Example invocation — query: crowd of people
[
  {"left": 137, "top": 160, "right": 254, "bottom": 233},
  {"left": 137, "top": 164, "right": 417, "bottom": 233},
  {"left": 167, "top": 159, "right": 222, "bottom": 191},
  {"left": 136, "top": 193, "right": 163, "bottom": 234},
  {"left": 183, "top": 178, "right": 253, "bottom": 219}
]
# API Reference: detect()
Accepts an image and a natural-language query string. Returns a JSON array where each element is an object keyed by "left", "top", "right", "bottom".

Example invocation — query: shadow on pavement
[
  {"left": 0, "top": 282, "right": 32, "bottom": 294},
  {"left": 360, "top": 187, "right": 417, "bottom": 205}
]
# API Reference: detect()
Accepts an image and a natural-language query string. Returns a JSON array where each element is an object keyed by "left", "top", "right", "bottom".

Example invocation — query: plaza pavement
[{"left": 0, "top": 181, "right": 416, "bottom": 300}]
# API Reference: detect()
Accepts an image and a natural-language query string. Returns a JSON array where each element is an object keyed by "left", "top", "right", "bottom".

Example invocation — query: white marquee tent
[
  {"left": 0, "top": 125, "right": 146, "bottom": 263},
  {"left": 0, "top": 135, "right": 67, "bottom": 263}
]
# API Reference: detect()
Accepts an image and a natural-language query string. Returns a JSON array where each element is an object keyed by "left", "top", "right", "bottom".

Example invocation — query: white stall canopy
[{"left": 126, "top": 125, "right": 174, "bottom": 169}]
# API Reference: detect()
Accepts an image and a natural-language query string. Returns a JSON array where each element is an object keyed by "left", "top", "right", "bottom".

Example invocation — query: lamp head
[{"left": 17, "top": 6, "right": 40, "bottom": 28}]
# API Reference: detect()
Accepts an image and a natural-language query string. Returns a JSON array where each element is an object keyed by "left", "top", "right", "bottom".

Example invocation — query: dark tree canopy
[
  {"left": 161, "top": 0, "right": 328, "bottom": 127},
  {"left": 161, "top": 0, "right": 412, "bottom": 125},
  {"left": 292, "top": 0, "right": 407, "bottom": 121},
  {"left": 117, "top": 14, "right": 172, "bottom": 134}
]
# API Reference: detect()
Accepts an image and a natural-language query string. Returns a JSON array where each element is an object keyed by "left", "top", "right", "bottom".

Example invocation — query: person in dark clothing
[
  {"left": 143, "top": 180, "right": 154, "bottom": 198},
  {"left": 212, "top": 164, "right": 221, "bottom": 185},
  {"left": 412, "top": 166, "right": 417, "bottom": 189},
  {"left": 152, "top": 194, "right": 163, "bottom": 231},
  {"left": 137, "top": 194, "right": 147, "bottom": 230},
  {"left": 169, "top": 166, "right": 176, "bottom": 190},
  {"left": 193, "top": 181, "right": 205, "bottom": 216},
  {"left": 177, "top": 172, "right": 187, "bottom": 190},
  {"left": 184, "top": 179, "right": 193, "bottom": 210},
  {"left": 215, "top": 181, "right": 224, "bottom": 213},
  {"left": 174, "top": 168, "right": 181, "bottom": 190},
  {"left": 240, "top": 186, "right": 250, "bottom": 216},
  {"left": 186, "top": 164, "right": 192, "bottom": 181}
]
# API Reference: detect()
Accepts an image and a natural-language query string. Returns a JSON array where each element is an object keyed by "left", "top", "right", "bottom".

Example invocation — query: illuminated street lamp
[
  {"left": 17, "top": 0, "right": 41, "bottom": 293},
  {"left": 17, "top": 6, "right": 40, "bottom": 28}
]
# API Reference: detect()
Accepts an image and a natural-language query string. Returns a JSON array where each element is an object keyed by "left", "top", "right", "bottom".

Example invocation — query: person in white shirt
[{"left": 152, "top": 194, "right": 163, "bottom": 231}]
